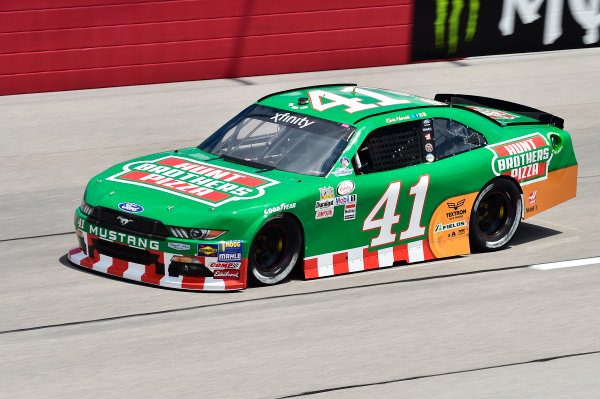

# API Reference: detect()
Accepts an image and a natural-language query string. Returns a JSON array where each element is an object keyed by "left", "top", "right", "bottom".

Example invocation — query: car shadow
[{"left": 510, "top": 221, "right": 562, "bottom": 246}]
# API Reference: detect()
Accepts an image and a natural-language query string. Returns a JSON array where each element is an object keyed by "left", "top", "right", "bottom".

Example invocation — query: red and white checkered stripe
[
  {"left": 68, "top": 231, "right": 246, "bottom": 291},
  {"left": 303, "top": 239, "right": 436, "bottom": 279}
]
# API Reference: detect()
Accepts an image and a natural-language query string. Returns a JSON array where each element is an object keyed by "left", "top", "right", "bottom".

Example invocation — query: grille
[
  {"left": 94, "top": 238, "right": 160, "bottom": 266},
  {"left": 368, "top": 124, "right": 423, "bottom": 171},
  {"left": 89, "top": 207, "right": 170, "bottom": 239}
]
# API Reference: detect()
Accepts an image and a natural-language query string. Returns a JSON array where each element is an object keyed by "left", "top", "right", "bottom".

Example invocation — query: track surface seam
[
  {"left": 0, "top": 263, "right": 530, "bottom": 335},
  {"left": 274, "top": 350, "right": 600, "bottom": 398}
]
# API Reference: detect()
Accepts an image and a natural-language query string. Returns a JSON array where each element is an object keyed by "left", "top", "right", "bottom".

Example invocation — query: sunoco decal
[
  {"left": 107, "top": 156, "right": 279, "bottom": 206},
  {"left": 488, "top": 133, "right": 552, "bottom": 184}
]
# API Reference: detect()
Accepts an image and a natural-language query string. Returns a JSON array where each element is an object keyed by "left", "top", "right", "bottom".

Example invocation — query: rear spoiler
[{"left": 434, "top": 93, "right": 564, "bottom": 129}]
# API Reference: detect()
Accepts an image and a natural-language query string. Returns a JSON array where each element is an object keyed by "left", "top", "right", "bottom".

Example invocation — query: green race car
[{"left": 68, "top": 84, "right": 578, "bottom": 291}]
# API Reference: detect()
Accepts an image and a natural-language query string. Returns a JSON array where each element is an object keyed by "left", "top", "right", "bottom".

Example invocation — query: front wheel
[
  {"left": 470, "top": 179, "right": 522, "bottom": 251},
  {"left": 248, "top": 214, "right": 302, "bottom": 286}
]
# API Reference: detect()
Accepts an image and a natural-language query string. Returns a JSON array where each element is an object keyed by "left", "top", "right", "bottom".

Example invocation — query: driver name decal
[
  {"left": 488, "top": 133, "right": 552, "bottom": 184},
  {"left": 107, "top": 156, "right": 279, "bottom": 206}
]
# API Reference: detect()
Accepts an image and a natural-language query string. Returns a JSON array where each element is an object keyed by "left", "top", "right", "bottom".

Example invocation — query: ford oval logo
[{"left": 118, "top": 202, "right": 144, "bottom": 213}]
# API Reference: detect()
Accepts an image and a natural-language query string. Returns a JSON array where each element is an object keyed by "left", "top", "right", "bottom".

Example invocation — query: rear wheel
[
  {"left": 470, "top": 179, "right": 522, "bottom": 251},
  {"left": 248, "top": 214, "right": 302, "bottom": 285}
]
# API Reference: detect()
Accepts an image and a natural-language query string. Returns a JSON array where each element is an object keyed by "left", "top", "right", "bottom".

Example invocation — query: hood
[{"left": 85, "top": 148, "right": 303, "bottom": 227}]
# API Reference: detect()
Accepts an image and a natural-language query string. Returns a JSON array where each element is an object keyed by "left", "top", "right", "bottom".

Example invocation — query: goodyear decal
[
  {"left": 488, "top": 133, "right": 552, "bottom": 184},
  {"left": 107, "top": 156, "right": 279, "bottom": 206}
]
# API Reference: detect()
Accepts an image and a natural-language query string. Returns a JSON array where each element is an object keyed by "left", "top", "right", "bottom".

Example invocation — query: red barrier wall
[{"left": 0, "top": 1, "right": 414, "bottom": 95}]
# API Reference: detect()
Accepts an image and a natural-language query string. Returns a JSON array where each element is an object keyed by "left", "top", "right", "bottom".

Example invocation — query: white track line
[{"left": 530, "top": 257, "right": 600, "bottom": 270}]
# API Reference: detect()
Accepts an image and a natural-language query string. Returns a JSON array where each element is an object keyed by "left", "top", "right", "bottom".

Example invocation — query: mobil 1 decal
[
  {"left": 488, "top": 133, "right": 552, "bottom": 184},
  {"left": 107, "top": 156, "right": 279, "bottom": 206}
]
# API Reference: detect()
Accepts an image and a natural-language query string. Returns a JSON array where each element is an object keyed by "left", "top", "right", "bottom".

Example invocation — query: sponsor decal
[
  {"left": 217, "top": 240, "right": 243, "bottom": 262},
  {"left": 424, "top": 133, "right": 432, "bottom": 140},
  {"left": 118, "top": 202, "right": 144, "bottom": 213},
  {"left": 89, "top": 225, "right": 160, "bottom": 250},
  {"left": 426, "top": 153, "right": 435, "bottom": 162},
  {"left": 423, "top": 119, "right": 431, "bottom": 125},
  {"left": 264, "top": 203, "right": 296, "bottom": 216},
  {"left": 339, "top": 157, "right": 351, "bottom": 167},
  {"left": 446, "top": 199, "right": 467, "bottom": 220},
  {"left": 344, "top": 203, "right": 356, "bottom": 221},
  {"left": 434, "top": 220, "right": 468, "bottom": 233},
  {"left": 410, "top": 112, "right": 428, "bottom": 118},
  {"left": 528, "top": 191, "right": 537, "bottom": 205},
  {"left": 488, "top": 133, "right": 552, "bottom": 184},
  {"left": 315, "top": 198, "right": 335, "bottom": 210},
  {"left": 525, "top": 204, "right": 538, "bottom": 214},
  {"left": 425, "top": 143, "right": 434, "bottom": 152},
  {"left": 198, "top": 244, "right": 219, "bottom": 257},
  {"left": 213, "top": 270, "right": 240, "bottom": 279},
  {"left": 270, "top": 112, "right": 314, "bottom": 129},
  {"left": 168, "top": 242, "right": 191, "bottom": 251},
  {"left": 334, "top": 194, "right": 357, "bottom": 206},
  {"left": 107, "top": 156, "right": 279, "bottom": 207},
  {"left": 469, "top": 106, "right": 519, "bottom": 120},
  {"left": 332, "top": 167, "right": 353, "bottom": 177},
  {"left": 288, "top": 102, "right": 308, "bottom": 110},
  {"left": 447, "top": 199, "right": 465, "bottom": 210},
  {"left": 336, "top": 180, "right": 355, "bottom": 196},
  {"left": 422, "top": 127, "right": 432, "bottom": 132},
  {"left": 316, "top": 208, "right": 334, "bottom": 219},
  {"left": 386, "top": 115, "right": 411, "bottom": 123},
  {"left": 209, "top": 262, "right": 241, "bottom": 270},
  {"left": 319, "top": 186, "right": 335, "bottom": 199}
]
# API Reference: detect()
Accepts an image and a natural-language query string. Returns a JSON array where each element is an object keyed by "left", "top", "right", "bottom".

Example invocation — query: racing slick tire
[
  {"left": 248, "top": 214, "right": 302, "bottom": 286},
  {"left": 469, "top": 179, "right": 522, "bottom": 251}
]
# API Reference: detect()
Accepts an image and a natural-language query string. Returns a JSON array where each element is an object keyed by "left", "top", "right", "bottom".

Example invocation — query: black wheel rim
[
  {"left": 253, "top": 224, "right": 288, "bottom": 276},
  {"left": 477, "top": 190, "right": 512, "bottom": 238}
]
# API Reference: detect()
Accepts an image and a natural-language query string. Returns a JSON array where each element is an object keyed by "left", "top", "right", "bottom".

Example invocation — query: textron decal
[{"left": 107, "top": 156, "right": 279, "bottom": 206}]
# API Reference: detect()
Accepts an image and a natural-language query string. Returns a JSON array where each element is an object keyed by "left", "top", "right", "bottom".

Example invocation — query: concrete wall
[{"left": 0, "top": 0, "right": 414, "bottom": 95}]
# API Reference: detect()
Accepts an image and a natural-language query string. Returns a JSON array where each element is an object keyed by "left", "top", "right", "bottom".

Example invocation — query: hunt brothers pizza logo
[
  {"left": 108, "top": 156, "right": 279, "bottom": 206},
  {"left": 488, "top": 133, "right": 552, "bottom": 184}
]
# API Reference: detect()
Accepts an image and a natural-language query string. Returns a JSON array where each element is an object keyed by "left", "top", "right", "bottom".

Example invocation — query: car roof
[{"left": 256, "top": 84, "right": 445, "bottom": 126}]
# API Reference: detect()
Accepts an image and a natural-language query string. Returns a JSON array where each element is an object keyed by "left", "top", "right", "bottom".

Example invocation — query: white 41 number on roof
[{"left": 308, "top": 87, "right": 411, "bottom": 114}]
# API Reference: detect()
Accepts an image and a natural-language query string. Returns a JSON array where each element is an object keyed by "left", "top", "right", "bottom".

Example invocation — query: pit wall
[{"left": 1, "top": 0, "right": 598, "bottom": 95}]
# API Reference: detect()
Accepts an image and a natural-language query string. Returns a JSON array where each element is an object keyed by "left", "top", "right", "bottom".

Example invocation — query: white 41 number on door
[{"left": 362, "top": 175, "right": 430, "bottom": 247}]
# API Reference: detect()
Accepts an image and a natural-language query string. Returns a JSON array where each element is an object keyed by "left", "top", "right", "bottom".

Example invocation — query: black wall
[{"left": 412, "top": 0, "right": 600, "bottom": 61}]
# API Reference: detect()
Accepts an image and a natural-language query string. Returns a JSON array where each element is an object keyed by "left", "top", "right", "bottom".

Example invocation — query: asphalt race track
[{"left": 1, "top": 49, "right": 599, "bottom": 398}]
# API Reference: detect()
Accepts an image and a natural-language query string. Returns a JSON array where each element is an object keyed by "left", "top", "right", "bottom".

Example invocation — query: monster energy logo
[{"left": 435, "top": 0, "right": 480, "bottom": 54}]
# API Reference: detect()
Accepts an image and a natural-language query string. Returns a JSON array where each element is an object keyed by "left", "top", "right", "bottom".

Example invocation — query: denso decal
[
  {"left": 488, "top": 133, "right": 552, "bottom": 184},
  {"left": 107, "top": 156, "right": 279, "bottom": 206}
]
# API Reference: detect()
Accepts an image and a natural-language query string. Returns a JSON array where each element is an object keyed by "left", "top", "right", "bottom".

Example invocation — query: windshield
[{"left": 199, "top": 105, "right": 355, "bottom": 176}]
